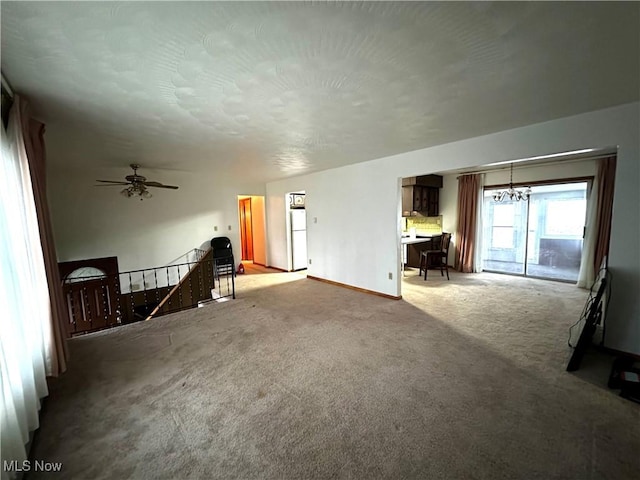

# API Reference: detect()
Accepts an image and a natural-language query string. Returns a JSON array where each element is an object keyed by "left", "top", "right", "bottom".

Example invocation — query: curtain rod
[
  {"left": 455, "top": 153, "right": 614, "bottom": 179},
  {"left": 1, "top": 73, "right": 14, "bottom": 98}
]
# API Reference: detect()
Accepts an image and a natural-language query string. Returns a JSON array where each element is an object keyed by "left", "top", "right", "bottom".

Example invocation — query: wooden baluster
[
  {"left": 154, "top": 268, "right": 160, "bottom": 313},
  {"left": 177, "top": 264, "right": 183, "bottom": 310},
  {"left": 128, "top": 272, "right": 135, "bottom": 323}
]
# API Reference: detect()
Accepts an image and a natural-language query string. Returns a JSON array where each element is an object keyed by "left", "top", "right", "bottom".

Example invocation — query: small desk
[
  {"left": 401, "top": 235, "right": 439, "bottom": 275},
  {"left": 401, "top": 236, "right": 436, "bottom": 245}
]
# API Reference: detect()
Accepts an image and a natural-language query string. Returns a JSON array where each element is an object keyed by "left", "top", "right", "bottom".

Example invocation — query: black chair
[
  {"left": 210, "top": 237, "right": 236, "bottom": 298},
  {"left": 419, "top": 233, "right": 451, "bottom": 280}
]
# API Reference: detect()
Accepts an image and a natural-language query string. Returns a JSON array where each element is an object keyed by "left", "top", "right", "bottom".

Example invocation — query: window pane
[
  {"left": 545, "top": 199, "right": 586, "bottom": 236},
  {"left": 493, "top": 204, "right": 514, "bottom": 226},
  {"left": 492, "top": 227, "right": 513, "bottom": 248},
  {"left": 482, "top": 194, "right": 525, "bottom": 275},
  {"left": 525, "top": 182, "right": 587, "bottom": 281}
]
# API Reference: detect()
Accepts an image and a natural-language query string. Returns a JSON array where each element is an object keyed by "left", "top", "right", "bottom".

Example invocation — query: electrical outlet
[
  {"left": 313, "top": 217, "right": 317, "bottom": 224},
  {"left": 388, "top": 272, "right": 393, "bottom": 280},
  {"left": 214, "top": 226, "right": 218, "bottom": 231},
  {"left": 228, "top": 225, "right": 231, "bottom": 231},
  {"left": 308, "top": 258, "right": 312, "bottom": 264}
]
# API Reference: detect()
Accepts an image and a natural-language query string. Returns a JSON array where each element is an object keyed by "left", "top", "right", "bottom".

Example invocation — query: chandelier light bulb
[
  {"left": 119, "top": 184, "right": 153, "bottom": 199},
  {"left": 493, "top": 164, "right": 531, "bottom": 202}
]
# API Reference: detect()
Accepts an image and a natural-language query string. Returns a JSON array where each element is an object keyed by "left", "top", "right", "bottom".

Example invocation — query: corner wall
[{"left": 266, "top": 102, "right": 640, "bottom": 355}]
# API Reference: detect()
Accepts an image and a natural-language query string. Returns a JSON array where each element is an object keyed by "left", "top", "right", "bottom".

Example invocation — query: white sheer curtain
[
  {"left": 1, "top": 110, "right": 52, "bottom": 478},
  {"left": 577, "top": 177, "right": 599, "bottom": 288},
  {"left": 473, "top": 173, "right": 485, "bottom": 273}
]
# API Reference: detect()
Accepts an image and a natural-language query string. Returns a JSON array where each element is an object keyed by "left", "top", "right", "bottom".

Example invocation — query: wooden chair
[{"left": 419, "top": 233, "right": 451, "bottom": 280}]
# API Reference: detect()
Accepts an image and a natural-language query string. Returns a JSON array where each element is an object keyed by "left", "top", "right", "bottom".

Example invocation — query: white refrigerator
[{"left": 290, "top": 209, "right": 307, "bottom": 271}]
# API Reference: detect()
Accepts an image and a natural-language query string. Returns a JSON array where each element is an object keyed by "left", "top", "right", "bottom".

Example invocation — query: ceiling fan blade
[
  {"left": 94, "top": 184, "right": 129, "bottom": 187},
  {"left": 143, "top": 181, "right": 179, "bottom": 189},
  {"left": 95, "top": 180, "right": 130, "bottom": 185}
]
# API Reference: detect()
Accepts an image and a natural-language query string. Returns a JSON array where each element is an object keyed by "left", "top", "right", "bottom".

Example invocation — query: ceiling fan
[{"left": 95, "top": 164, "right": 179, "bottom": 199}]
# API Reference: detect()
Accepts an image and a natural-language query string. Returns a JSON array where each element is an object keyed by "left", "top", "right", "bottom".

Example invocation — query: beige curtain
[
  {"left": 18, "top": 96, "right": 69, "bottom": 376},
  {"left": 593, "top": 156, "right": 617, "bottom": 272},
  {"left": 455, "top": 174, "right": 480, "bottom": 273}
]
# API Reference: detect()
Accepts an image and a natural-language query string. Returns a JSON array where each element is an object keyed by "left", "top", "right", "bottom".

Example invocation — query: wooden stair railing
[
  {"left": 60, "top": 247, "right": 237, "bottom": 335},
  {"left": 144, "top": 248, "right": 213, "bottom": 321}
]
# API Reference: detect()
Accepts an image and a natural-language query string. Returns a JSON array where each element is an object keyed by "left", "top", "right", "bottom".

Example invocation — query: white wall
[
  {"left": 482, "top": 160, "right": 597, "bottom": 186},
  {"left": 266, "top": 102, "right": 639, "bottom": 355},
  {"left": 439, "top": 159, "right": 598, "bottom": 266},
  {"left": 268, "top": 166, "right": 401, "bottom": 287},
  {"left": 49, "top": 166, "right": 264, "bottom": 272},
  {"left": 439, "top": 173, "right": 459, "bottom": 267}
]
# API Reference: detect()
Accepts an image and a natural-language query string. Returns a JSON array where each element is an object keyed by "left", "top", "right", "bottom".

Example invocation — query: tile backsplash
[{"left": 404, "top": 215, "right": 443, "bottom": 234}]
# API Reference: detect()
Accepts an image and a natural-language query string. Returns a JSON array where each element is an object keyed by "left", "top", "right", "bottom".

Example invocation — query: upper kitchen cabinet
[{"left": 402, "top": 175, "right": 443, "bottom": 216}]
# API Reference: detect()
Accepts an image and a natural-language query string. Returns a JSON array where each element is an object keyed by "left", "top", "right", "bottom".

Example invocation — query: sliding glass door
[
  {"left": 482, "top": 199, "right": 528, "bottom": 275},
  {"left": 482, "top": 182, "right": 588, "bottom": 282}
]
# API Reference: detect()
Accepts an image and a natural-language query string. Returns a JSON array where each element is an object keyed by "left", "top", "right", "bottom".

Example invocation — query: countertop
[{"left": 401, "top": 235, "right": 437, "bottom": 245}]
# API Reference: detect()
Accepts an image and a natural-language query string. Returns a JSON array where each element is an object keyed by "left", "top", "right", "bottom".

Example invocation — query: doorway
[
  {"left": 238, "top": 195, "right": 267, "bottom": 266},
  {"left": 286, "top": 191, "right": 307, "bottom": 272},
  {"left": 481, "top": 181, "right": 588, "bottom": 282},
  {"left": 239, "top": 197, "right": 253, "bottom": 261}
]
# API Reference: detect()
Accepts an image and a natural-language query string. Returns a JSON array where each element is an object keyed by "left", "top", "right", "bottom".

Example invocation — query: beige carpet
[{"left": 29, "top": 266, "right": 640, "bottom": 479}]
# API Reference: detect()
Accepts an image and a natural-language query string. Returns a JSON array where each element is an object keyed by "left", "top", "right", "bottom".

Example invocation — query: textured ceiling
[{"left": 1, "top": 2, "right": 638, "bottom": 182}]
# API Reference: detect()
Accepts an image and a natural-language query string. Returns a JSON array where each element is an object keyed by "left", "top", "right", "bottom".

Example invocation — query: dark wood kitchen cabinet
[
  {"left": 424, "top": 187, "right": 439, "bottom": 216},
  {"left": 402, "top": 185, "right": 440, "bottom": 216},
  {"left": 402, "top": 175, "right": 442, "bottom": 216}
]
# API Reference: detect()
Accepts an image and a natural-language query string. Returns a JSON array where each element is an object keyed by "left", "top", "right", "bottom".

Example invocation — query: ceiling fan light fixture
[
  {"left": 97, "top": 165, "right": 178, "bottom": 200},
  {"left": 120, "top": 185, "right": 152, "bottom": 200}
]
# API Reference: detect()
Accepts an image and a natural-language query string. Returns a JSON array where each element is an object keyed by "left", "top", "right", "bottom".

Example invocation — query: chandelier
[
  {"left": 492, "top": 163, "right": 531, "bottom": 202},
  {"left": 120, "top": 184, "right": 152, "bottom": 200}
]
